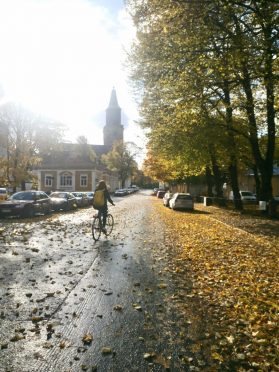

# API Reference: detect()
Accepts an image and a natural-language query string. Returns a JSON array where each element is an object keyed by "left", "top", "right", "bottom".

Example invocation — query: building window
[
  {"left": 60, "top": 174, "right": 72, "bottom": 187},
  {"left": 45, "top": 175, "right": 53, "bottom": 187},
  {"left": 80, "top": 175, "right": 88, "bottom": 187}
]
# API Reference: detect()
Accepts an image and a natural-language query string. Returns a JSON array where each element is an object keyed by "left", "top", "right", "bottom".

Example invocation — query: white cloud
[{"left": 0, "top": 0, "right": 143, "bottom": 150}]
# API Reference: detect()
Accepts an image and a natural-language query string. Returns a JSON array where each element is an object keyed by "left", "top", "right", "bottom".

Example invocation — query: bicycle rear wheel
[
  {"left": 92, "top": 217, "right": 101, "bottom": 241},
  {"left": 105, "top": 214, "right": 114, "bottom": 236}
]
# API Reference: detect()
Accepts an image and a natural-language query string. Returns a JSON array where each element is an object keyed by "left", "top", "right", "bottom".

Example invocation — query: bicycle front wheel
[
  {"left": 92, "top": 217, "right": 101, "bottom": 241},
  {"left": 105, "top": 214, "right": 114, "bottom": 236}
]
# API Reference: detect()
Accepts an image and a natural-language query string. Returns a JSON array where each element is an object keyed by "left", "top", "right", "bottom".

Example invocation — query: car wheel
[
  {"left": 45, "top": 205, "right": 51, "bottom": 215},
  {"left": 23, "top": 205, "right": 35, "bottom": 218},
  {"left": 64, "top": 203, "right": 71, "bottom": 211}
]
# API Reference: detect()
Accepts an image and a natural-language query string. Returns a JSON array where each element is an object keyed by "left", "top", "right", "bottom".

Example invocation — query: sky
[{"left": 0, "top": 0, "right": 146, "bottom": 161}]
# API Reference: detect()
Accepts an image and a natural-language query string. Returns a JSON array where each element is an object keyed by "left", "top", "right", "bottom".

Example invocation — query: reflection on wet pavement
[{"left": 1, "top": 191, "right": 195, "bottom": 371}]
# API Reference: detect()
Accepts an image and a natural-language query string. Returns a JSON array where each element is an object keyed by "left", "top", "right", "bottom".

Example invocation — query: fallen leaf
[
  {"left": 31, "top": 316, "right": 43, "bottom": 323},
  {"left": 10, "top": 334, "right": 25, "bottom": 342},
  {"left": 211, "top": 352, "right": 223, "bottom": 362},
  {"left": 226, "top": 335, "right": 234, "bottom": 344},
  {"left": 82, "top": 333, "right": 93, "bottom": 344},
  {"left": 101, "top": 347, "right": 112, "bottom": 354},
  {"left": 59, "top": 341, "right": 66, "bottom": 349},
  {"left": 144, "top": 352, "right": 156, "bottom": 360}
]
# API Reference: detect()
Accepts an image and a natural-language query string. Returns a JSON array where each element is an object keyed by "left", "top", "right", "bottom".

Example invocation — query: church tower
[{"left": 103, "top": 87, "right": 124, "bottom": 149}]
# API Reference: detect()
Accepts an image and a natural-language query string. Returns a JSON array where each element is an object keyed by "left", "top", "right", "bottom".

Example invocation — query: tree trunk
[
  {"left": 205, "top": 166, "right": 213, "bottom": 197},
  {"left": 229, "top": 163, "right": 242, "bottom": 210},
  {"left": 241, "top": 64, "right": 274, "bottom": 202},
  {"left": 223, "top": 80, "right": 242, "bottom": 210},
  {"left": 251, "top": 165, "right": 260, "bottom": 200},
  {"left": 210, "top": 151, "right": 223, "bottom": 197},
  {"left": 263, "top": 23, "right": 275, "bottom": 209}
]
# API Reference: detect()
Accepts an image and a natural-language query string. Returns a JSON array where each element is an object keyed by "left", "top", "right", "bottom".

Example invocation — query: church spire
[
  {"left": 103, "top": 87, "right": 124, "bottom": 149},
  {"left": 108, "top": 87, "right": 120, "bottom": 108}
]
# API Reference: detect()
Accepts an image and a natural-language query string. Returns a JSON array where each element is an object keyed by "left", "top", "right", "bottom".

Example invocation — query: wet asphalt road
[{"left": 0, "top": 191, "right": 203, "bottom": 372}]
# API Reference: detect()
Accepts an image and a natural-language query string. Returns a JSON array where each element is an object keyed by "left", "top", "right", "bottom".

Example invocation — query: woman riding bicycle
[{"left": 93, "top": 180, "right": 114, "bottom": 233}]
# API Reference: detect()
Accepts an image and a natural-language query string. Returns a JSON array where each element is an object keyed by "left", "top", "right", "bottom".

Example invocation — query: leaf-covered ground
[{"left": 153, "top": 201, "right": 279, "bottom": 371}]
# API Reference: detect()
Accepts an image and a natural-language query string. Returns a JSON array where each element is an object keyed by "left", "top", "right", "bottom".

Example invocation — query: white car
[
  {"left": 163, "top": 192, "right": 173, "bottom": 207},
  {"left": 229, "top": 190, "right": 256, "bottom": 201},
  {"left": 169, "top": 193, "right": 194, "bottom": 211}
]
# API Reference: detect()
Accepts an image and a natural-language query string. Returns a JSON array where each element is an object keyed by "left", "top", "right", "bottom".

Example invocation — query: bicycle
[{"left": 92, "top": 210, "right": 114, "bottom": 241}]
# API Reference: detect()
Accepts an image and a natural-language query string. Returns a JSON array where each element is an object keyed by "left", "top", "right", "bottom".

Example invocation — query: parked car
[
  {"left": 127, "top": 187, "right": 137, "bottom": 194},
  {"left": 114, "top": 189, "right": 128, "bottom": 196},
  {"left": 0, "top": 188, "right": 8, "bottom": 201},
  {"left": 163, "top": 191, "right": 173, "bottom": 207},
  {"left": 157, "top": 190, "right": 166, "bottom": 198},
  {"left": 0, "top": 190, "right": 52, "bottom": 218},
  {"left": 49, "top": 191, "right": 77, "bottom": 211},
  {"left": 72, "top": 192, "right": 90, "bottom": 207},
  {"left": 169, "top": 193, "right": 194, "bottom": 211},
  {"left": 130, "top": 185, "right": 139, "bottom": 192},
  {"left": 152, "top": 188, "right": 160, "bottom": 196},
  {"left": 229, "top": 190, "right": 256, "bottom": 202},
  {"left": 87, "top": 191, "right": 94, "bottom": 203}
]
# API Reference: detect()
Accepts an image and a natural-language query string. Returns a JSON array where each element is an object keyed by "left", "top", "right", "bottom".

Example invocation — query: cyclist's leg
[
  {"left": 97, "top": 209, "right": 103, "bottom": 228},
  {"left": 102, "top": 206, "right": 108, "bottom": 228}
]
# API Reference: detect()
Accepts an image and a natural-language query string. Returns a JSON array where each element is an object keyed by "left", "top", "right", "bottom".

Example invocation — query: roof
[{"left": 36, "top": 143, "right": 109, "bottom": 170}]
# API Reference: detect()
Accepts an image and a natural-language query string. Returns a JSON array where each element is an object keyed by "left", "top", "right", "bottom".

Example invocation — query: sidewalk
[
  {"left": 154, "top": 200, "right": 279, "bottom": 371},
  {"left": 196, "top": 203, "right": 279, "bottom": 240}
]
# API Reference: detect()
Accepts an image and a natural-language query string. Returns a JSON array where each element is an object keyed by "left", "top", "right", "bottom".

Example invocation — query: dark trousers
[{"left": 98, "top": 206, "right": 108, "bottom": 227}]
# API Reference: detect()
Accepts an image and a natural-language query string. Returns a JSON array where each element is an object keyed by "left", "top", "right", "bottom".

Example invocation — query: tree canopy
[
  {"left": 101, "top": 141, "right": 139, "bottom": 188},
  {"left": 127, "top": 0, "right": 278, "bottom": 203},
  {"left": 0, "top": 102, "right": 64, "bottom": 190}
]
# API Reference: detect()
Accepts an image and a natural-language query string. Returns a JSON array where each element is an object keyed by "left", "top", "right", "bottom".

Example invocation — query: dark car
[
  {"left": 49, "top": 191, "right": 77, "bottom": 211},
  {"left": 72, "top": 192, "right": 90, "bottom": 207},
  {"left": 157, "top": 190, "right": 166, "bottom": 198},
  {"left": 153, "top": 188, "right": 165, "bottom": 196},
  {"left": 0, "top": 190, "right": 52, "bottom": 218}
]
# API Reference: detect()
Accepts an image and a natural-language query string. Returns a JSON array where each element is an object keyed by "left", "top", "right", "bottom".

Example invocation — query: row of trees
[{"left": 127, "top": 0, "right": 278, "bottom": 209}]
